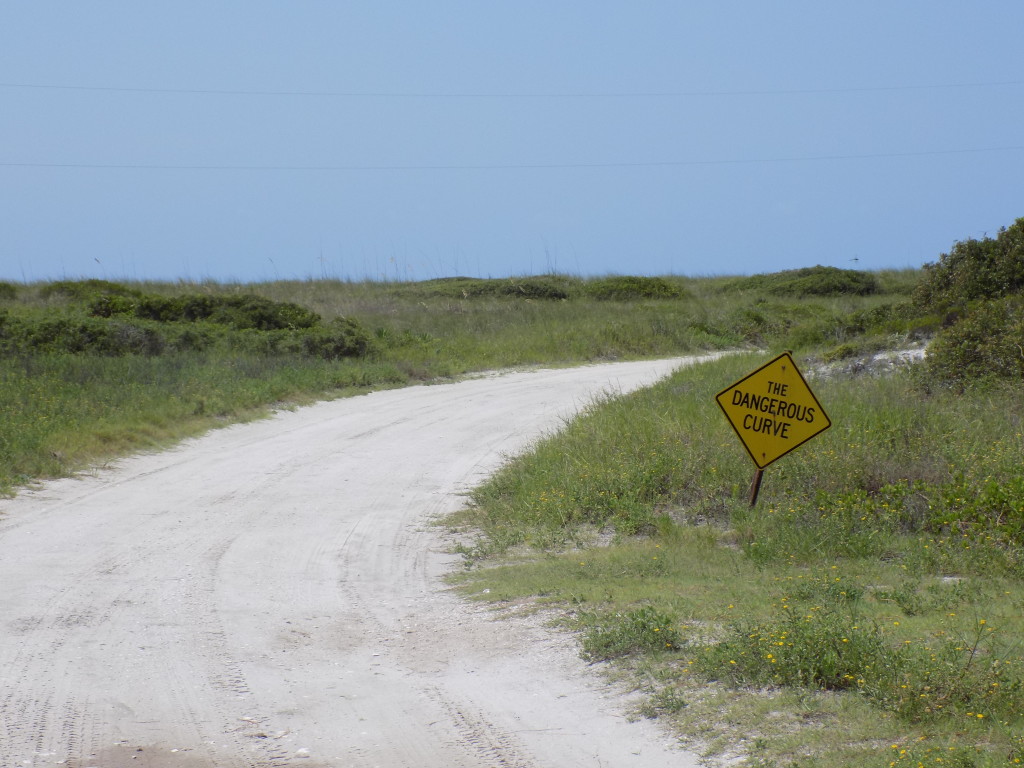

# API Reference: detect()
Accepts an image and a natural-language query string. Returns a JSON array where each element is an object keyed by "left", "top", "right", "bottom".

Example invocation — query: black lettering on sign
[
  {"left": 731, "top": 382, "right": 823, "bottom": 439},
  {"left": 731, "top": 389, "right": 813, "bottom": 423},
  {"left": 742, "top": 413, "right": 791, "bottom": 438}
]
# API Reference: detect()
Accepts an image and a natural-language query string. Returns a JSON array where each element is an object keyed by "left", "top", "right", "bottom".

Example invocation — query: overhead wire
[
  {"left": 2, "top": 146, "right": 1023, "bottom": 172},
  {"left": 1, "top": 79, "right": 1022, "bottom": 99},
  {"left": 3, "top": 78, "right": 1021, "bottom": 172}
]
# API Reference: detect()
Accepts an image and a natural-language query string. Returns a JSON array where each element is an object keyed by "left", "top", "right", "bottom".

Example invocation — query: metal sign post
[{"left": 748, "top": 468, "right": 765, "bottom": 507}]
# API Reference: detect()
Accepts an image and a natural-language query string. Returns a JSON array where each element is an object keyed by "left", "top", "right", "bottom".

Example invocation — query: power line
[
  {"left": 1, "top": 79, "right": 1022, "bottom": 99},
  {"left": 2, "top": 145, "right": 1022, "bottom": 172}
]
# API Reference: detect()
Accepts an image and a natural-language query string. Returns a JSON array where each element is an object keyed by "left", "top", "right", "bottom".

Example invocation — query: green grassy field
[
  {"left": 1, "top": 239, "right": 1021, "bottom": 766},
  {"left": 0, "top": 268, "right": 918, "bottom": 493}
]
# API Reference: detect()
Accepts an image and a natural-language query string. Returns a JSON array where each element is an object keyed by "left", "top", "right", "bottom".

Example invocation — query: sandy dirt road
[{"left": 1, "top": 358, "right": 711, "bottom": 768}]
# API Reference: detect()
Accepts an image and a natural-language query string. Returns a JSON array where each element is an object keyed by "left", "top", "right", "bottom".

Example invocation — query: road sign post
[
  {"left": 748, "top": 468, "right": 765, "bottom": 507},
  {"left": 716, "top": 352, "right": 831, "bottom": 506}
]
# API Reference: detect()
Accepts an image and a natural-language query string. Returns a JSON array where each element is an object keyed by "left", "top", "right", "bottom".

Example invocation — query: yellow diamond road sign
[{"left": 716, "top": 352, "right": 831, "bottom": 470}]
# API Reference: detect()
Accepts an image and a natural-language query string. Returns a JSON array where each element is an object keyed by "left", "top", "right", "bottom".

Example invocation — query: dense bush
[
  {"left": 0, "top": 311, "right": 375, "bottom": 360},
  {"left": 914, "top": 218, "right": 1024, "bottom": 309},
  {"left": 2, "top": 281, "right": 373, "bottom": 360},
  {"left": 0, "top": 315, "right": 164, "bottom": 356},
  {"left": 91, "top": 292, "right": 321, "bottom": 330},
  {"left": 907, "top": 217, "right": 1024, "bottom": 387},
  {"left": 228, "top": 318, "right": 374, "bottom": 360},
  {"left": 0, "top": 282, "right": 18, "bottom": 301},
  {"left": 727, "top": 266, "right": 878, "bottom": 297},
  {"left": 584, "top": 276, "right": 684, "bottom": 300},
  {"left": 298, "top": 317, "right": 374, "bottom": 359},
  {"left": 924, "top": 295, "right": 1024, "bottom": 386}
]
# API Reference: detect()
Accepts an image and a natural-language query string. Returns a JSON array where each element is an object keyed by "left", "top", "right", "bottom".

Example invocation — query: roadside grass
[
  {"left": 0, "top": 272, "right": 918, "bottom": 494},
  {"left": 448, "top": 354, "right": 1024, "bottom": 767},
  {"left": 0, "top": 352, "right": 407, "bottom": 492}
]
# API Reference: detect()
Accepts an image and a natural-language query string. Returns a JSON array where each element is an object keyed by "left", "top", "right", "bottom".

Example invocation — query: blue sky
[{"left": 2, "top": 3, "right": 1022, "bottom": 283}]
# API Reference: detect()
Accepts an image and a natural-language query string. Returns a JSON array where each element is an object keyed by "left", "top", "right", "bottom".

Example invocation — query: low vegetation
[
  {"left": 0, "top": 266, "right": 918, "bottom": 493},
  {"left": 723, "top": 265, "right": 880, "bottom": 297},
  {"left": 448, "top": 220, "right": 1024, "bottom": 767},
  {"left": 914, "top": 219, "right": 1024, "bottom": 389},
  {"left": 451, "top": 357, "right": 1023, "bottom": 765},
  {"left": 2, "top": 217, "right": 1022, "bottom": 765}
]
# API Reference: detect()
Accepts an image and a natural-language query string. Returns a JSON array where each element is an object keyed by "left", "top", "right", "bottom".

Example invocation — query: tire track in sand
[{"left": 0, "top": 358, "right": 716, "bottom": 767}]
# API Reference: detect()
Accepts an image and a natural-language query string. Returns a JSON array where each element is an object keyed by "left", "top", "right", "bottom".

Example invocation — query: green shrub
[
  {"left": 132, "top": 295, "right": 217, "bottom": 323},
  {"left": 0, "top": 315, "right": 163, "bottom": 356},
  {"left": 584, "top": 276, "right": 684, "bottom": 301},
  {"left": 105, "top": 321, "right": 166, "bottom": 355},
  {"left": 222, "top": 318, "right": 372, "bottom": 360},
  {"left": 3, "top": 299, "right": 371, "bottom": 360},
  {"left": 159, "top": 323, "right": 221, "bottom": 353},
  {"left": 924, "top": 295, "right": 1024, "bottom": 385},
  {"left": 728, "top": 266, "right": 878, "bottom": 297},
  {"left": 88, "top": 293, "right": 140, "bottom": 317},
  {"left": 126, "top": 293, "right": 321, "bottom": 330},
  {"left": 297, "top": 317, "right": 374, "bottom": 359},
  {"left": 0, "top": 282, "right": 18, "bottom": 301},
  {"left": 79, "top": 285, "right": 321, "bottom": 331},
  {"left": 914, "top": 218, "right": 1024, "bottom": 310}
]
